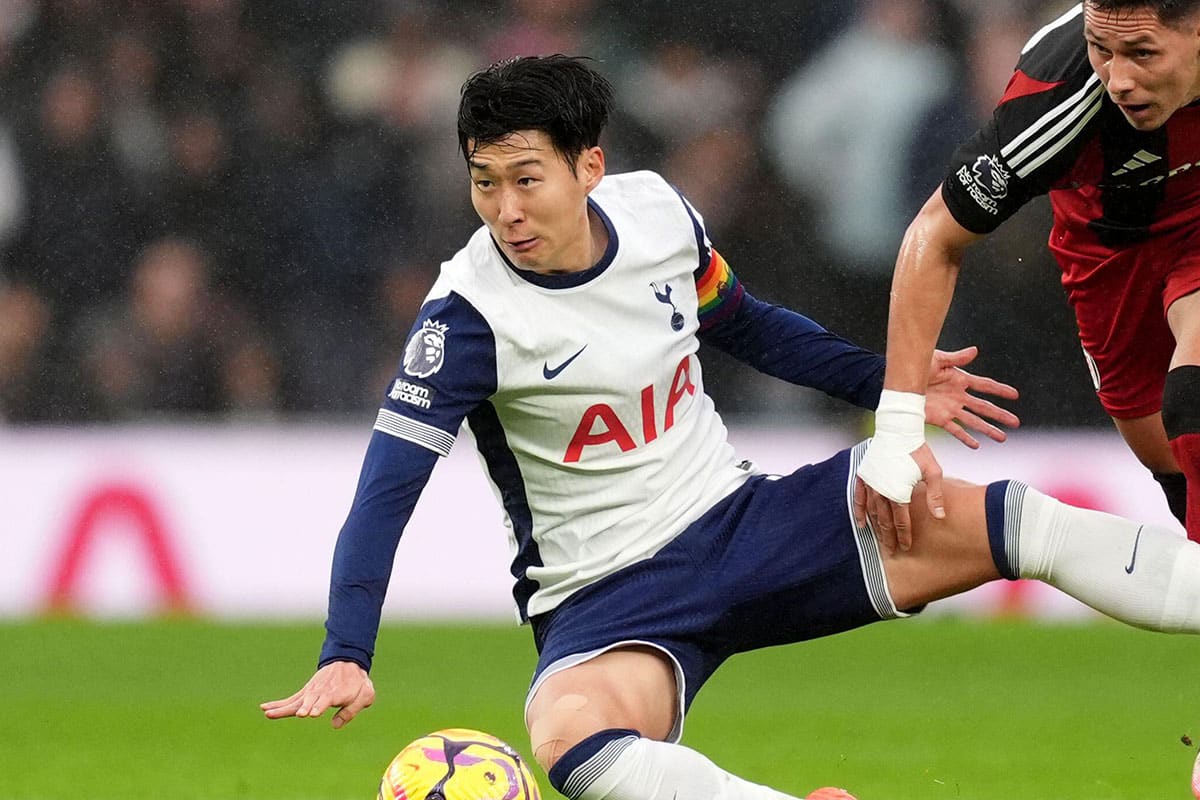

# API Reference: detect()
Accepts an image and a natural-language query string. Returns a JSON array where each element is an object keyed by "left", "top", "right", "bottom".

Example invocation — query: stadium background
[{"left": 2, "top": 1, "right": 1198, "bottom": 799}]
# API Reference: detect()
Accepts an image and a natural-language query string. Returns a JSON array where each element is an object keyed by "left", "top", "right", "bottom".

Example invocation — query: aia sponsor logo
[{"left": 563, "top": 355, "right": 696, "bottom": 463}]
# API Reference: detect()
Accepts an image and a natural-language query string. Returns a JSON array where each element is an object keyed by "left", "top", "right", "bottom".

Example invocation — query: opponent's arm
[{"left": 854, "top": 189, "right": 984, "bottom": 551}]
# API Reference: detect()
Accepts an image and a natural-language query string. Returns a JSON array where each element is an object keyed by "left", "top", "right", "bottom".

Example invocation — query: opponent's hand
[
  {"left": 925, "top": 346, "right": 1019, "bottom": 449},
  {"left": 260, "top": 660, "right": 375, "bottom": 729},
  {"left": 854, "top": 443, "right": 943, "bottom": 555},
  {"left": 855, "top": 390, "right": 943, "bottom": 554}
]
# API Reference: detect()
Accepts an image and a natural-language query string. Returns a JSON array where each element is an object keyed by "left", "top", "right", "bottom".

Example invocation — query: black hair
[
  {"left": 457, "top": 55, "right": 614, "bottom": 166},
  {"left": 1085, "top": 0, "right": 1200, "bottom": 26}
]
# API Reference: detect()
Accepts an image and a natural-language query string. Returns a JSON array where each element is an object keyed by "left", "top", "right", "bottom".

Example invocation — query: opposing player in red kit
[{"left": 857, "top": 1, "right": 1200, "bottom": 547}]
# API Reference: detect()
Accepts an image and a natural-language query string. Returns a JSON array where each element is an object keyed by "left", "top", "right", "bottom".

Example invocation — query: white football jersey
[{"left": 377, "top": 170, "right": 758, "bottom": 618}]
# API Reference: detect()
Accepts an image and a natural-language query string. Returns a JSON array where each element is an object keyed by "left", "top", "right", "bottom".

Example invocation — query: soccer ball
[{"left": 379, "top": 728, "right": 541, "bottom": 800}]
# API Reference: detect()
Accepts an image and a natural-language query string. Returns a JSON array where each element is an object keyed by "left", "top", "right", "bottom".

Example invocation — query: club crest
[
  {"left": 651, "top": 282, "right": 685, "bottom": 332},
  {"left": 403, "top": 319, "right": 449, "bottom": 379}
]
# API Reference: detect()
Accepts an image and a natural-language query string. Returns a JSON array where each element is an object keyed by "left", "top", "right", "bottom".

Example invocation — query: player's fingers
[
  {"left": 891, "top": 497, "right": 913, "bottom": 550},
  {"left": 331, "top": 681, "right": 375, "bottom": 730},
  {"left": 924, "top": 468, "right": 946, "bottom": 522},
  {"left": 965, "top": 413, "right": 1006, "bottom": 444},
  {"left": 260, "top": 689, "right": 304, "bottom": 711},
  {"left": 943, "top": 419, "right": 981, "bottom": 449},
  {"left": 891, "top": 500, "right": 913, "bottom": 551},
  {"left": 852, "top": 478, "right": 869, "bottom": 528},
  {"left": 868, "top": 491, "right": 898, "bottom": 556},
  {"left": 262, "top": 697, "right": 306, "bottom": 719},
  {"left": 937, "top": 346, "right": 978, "bottom": 367},
  {"left": 954, "top": 407, "right": 1005, "bottom": 442},
  {"left": 304, "top": 689, "right": 344, "bottom": 719},
  {"left": 963, "top": 394, "right": 1020, "bottom": 429},
  {"left": 963, "top": 374, "right": 1020, "bottom": 402}
]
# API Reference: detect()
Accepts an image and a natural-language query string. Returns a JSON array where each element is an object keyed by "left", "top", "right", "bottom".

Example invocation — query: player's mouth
[
  {"left": 506, "top": 237, "right": 539, "bottom": 253},
  {"left": 1117, "top": 102, "right": 1153, "bottom": 121}
]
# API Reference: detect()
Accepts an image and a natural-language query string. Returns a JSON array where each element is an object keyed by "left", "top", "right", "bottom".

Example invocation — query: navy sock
[
  {"left": 547, "top": 729, "right": 640, "bottom": 800},
  {"left": 985, "top": 480, "right": 1025, "bottom": 580}
]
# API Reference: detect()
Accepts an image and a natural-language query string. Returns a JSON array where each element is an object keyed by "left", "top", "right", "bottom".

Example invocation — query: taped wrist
[{"left": 856, "top": 390, "right": 926, "bottom": 503}]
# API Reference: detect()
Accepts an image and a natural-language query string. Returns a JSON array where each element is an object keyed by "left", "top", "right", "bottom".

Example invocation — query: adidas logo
[{"left": 1112, "top": 149, "right": 1162, "bottom": 177}]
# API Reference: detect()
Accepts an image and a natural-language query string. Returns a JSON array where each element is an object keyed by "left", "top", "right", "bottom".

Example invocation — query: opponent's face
[
  {"left": 468, "top": 130, "right": 604, "bottom": 274},
  {"left": 1084, "top": 3, "right": 1200, "bottom": 130}
]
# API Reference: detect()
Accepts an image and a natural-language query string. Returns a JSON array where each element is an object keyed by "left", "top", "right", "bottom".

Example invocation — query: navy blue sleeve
[
  {"left": 699, "top": 290, "right": 885, "bottom": 410},
  {"left": 319, "top": 433, "right": 438, "bottom": 671},
  {"left": 318, "top": 290, "right": 498, "bottom": 671}
]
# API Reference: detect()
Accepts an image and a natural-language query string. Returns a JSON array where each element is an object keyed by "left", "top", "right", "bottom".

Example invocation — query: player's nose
[
  {"left": 497, "top": 189, "right": 524, "bottom": 225},
  {"left": 1105, "top": 57, "right": 1138, "bottom": 97}
]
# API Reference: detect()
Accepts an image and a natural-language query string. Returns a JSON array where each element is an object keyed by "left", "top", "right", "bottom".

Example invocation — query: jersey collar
[{"left": 494, "top": 197, "right": 619, "bottom": 289}]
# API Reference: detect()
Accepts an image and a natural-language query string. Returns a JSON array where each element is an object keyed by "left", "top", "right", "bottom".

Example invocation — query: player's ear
[{"left": 579, "top": 146, "right": 605, "bottom": 192}]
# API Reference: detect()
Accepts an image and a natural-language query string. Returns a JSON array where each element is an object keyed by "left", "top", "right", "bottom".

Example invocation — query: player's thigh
[
  {"left": 525, "top": 644, "right": 676, "bottom": 771},
  {"left": 881, "top": 479, "right": 1001, "bottom": 611},
  {"left": 1168, "top": 288, "right": 1200, "bottom": 366},
  {"left": 1065, "top": 248, "right": 1173, "bottom": 420}
]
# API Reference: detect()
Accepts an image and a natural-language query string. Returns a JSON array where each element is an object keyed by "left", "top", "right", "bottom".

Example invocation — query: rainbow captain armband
[{"left": 694, "top": 248, "right": 744, "bottom": 332}]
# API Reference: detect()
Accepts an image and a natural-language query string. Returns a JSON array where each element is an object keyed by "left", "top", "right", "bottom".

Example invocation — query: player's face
[
  {"left": 1084, "top": 3, "right": 1200, "bottom": 131},
  {"left": 467, "top": 130, "right": 605, "bottom": 274}
]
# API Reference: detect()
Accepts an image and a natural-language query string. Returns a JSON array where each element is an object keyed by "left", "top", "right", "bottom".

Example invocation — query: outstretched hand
[
  {"left": 261, "top": 660, "right": 375, "bottom": 729},
  {"left": 925, "top": 346, "right": 1019, "bottom": 448}
]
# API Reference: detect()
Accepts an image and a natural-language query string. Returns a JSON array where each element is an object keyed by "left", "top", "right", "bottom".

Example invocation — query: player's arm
[
  {"left": 260, "top": 434, "right": 438, "bottom": 728},
  {"left": 854, "top": 189, "right": 985, "bottom": 552},
  {"left": 263, "top": 290, "right": 497, "bottom": 729},
  {"left": 697, "top": 245, "right": 1016, "bottom": 442}
]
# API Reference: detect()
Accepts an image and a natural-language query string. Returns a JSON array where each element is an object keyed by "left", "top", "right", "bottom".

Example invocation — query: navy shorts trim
[{"left": 526, "top": 442, "right": 904, "bottom": 736}]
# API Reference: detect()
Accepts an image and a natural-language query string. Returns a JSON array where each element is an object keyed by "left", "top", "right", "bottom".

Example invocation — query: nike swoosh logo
[
  {"left": 543, "top": 345, "right": 587, "bottom": 380},
  {"left": 1125, "top": 525, "right": 1144, "bottom": 574}
]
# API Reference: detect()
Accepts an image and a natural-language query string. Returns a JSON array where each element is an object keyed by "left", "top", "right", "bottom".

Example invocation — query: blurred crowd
[{"left": 0, "top": 0, "right": 1104, "bottom": 428}]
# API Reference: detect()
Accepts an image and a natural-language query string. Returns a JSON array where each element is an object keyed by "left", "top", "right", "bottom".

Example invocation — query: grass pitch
[{"left": 2, "top": 616, "right": 1197, "bottom": 800}]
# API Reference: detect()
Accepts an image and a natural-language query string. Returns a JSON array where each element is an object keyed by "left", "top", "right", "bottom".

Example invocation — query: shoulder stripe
[
  {"left": 373, "top": 408, "right": 456, "bottom": 456},
  {"left": 1001, "top": 74, "right": 1103, "bottom": 178},
  {"left": 1021, "top": 3, "right": 1083, "bottom": 55},
  {"left": 1015, "top": 89, "right": 1103, "bottom": 177}
]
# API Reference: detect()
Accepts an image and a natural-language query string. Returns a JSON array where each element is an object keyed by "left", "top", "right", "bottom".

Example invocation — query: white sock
[
  {"left": 554, "top": 733, "right": 800, "bottom": 800},
  {"left": 1001, "top": 482, "right": 1200, "bottom": 632}
]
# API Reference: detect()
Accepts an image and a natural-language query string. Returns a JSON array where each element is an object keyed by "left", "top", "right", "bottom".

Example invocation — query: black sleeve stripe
[{"left": 1003, "top": 75, "right": 1104, "bottom": 178}]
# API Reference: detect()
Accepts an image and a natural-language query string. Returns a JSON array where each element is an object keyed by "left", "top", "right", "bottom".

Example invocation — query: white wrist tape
[{"left": 856, "top": 390, "right": 926, "bottom": 503}]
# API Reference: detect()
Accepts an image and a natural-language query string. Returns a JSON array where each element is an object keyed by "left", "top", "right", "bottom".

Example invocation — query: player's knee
[
  {"left": 527, "top": 693, "right": 611, "bottom": 772},
  {"left": 1163, "top": 365, "right": 1200, "bottom": 441}
]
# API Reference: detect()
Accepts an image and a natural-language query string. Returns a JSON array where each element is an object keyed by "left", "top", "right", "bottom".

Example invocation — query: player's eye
[
  {"left": 517, "top": 176, "right": 537, "bottom": 187},
  {"left": 1134, "top": 49, "right": 1155, "bottom": 60},
  {"left": 474, "top": 179, "right": 493, "bottom": 190}
]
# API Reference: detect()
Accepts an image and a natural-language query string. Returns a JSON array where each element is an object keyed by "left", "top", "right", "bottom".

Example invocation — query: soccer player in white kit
[{"left": 264, "top": 56, "right": 1200, "bottom": 800}]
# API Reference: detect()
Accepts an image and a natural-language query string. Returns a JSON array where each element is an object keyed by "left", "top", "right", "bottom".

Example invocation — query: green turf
[{"left": 2, "top": 616, "right": 1197, "bottom": 799}]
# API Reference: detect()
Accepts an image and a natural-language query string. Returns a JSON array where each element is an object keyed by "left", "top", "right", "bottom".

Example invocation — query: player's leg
[
  {"left": 527, "top": 645, "right": 824, "bottom": 800},
  {"left": 884, "top": 479, "right": 1200, "bottom": 632},
  {"left": 1058, "top": 245, "right": 1186, "bottom": 528},
  {"left": 1166, "top": 288, "right": 1200, "bottom": 541},
  {"left": 1111, "top": 414, "right": 1187, "bottom": 527}
]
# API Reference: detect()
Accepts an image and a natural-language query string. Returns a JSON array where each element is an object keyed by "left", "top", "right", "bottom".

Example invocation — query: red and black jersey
[{"left": 942, "top": 5, "right": 1200, "bottom": 252}]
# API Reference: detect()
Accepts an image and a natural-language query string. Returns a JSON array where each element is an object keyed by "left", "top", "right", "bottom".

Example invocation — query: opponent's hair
[
  {"left": 1085, "top": 0, "right": 1200, "bottom": 26},
  {"left": 457, "top": 55, "right": 614, "bottom": 167}
]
